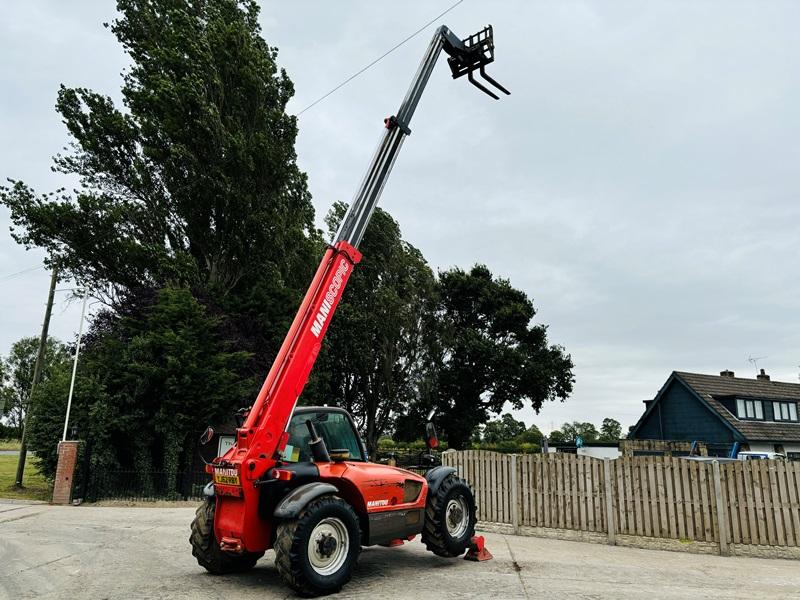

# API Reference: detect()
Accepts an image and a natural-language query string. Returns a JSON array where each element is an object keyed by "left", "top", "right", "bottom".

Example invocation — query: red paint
[
  {"left": 464, "top": 536, "right": 493, "bottom": 562},
  {"left": 213, "top": 240, "right": 434, "bottom": 553}
]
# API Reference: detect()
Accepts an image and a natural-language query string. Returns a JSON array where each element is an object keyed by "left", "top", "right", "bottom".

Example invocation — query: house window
[
  {"left": 737, "top": 399, "right": 763, "bottom": 420},
  {"left": 772, "top": 402, "right": 798, "bottom": 422}
]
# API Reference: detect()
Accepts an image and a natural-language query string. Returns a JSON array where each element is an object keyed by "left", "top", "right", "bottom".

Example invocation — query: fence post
[
  {"left": 603, "top": 458, "right": 616, "bottom": 545},
  {"left": 511, "top": 454, "right": 519, "bottom": 534},
  {"left": 712, "top": 460, "right": 730, "bottom": 556}
]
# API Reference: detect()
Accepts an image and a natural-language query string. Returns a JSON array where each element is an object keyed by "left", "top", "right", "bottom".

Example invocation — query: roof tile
[{"left": 675, "top": 371, "right": 800, "bottom": 442}]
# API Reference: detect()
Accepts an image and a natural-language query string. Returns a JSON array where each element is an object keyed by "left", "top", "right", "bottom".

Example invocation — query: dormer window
[
  {"left": 737, "top": 399, "right": 763, "bottom": 420},
  {"left": 773, "top": 402, "right": 798, "bottom": 422}
]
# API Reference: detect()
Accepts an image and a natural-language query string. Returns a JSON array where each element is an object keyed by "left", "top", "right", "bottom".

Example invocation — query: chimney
[
  {"left": 720, "top": 369, "right": 735, "bottom": 378},
  {"left": 757, "top": 368, "right": 770, "bottom": 382}
]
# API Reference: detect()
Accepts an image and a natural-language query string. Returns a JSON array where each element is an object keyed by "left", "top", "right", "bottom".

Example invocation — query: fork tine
[
  {"left": 468, "top": 70, "right": 499, "bottom": 99},
  {"left": 479, "top": 66, "right": 510, "bottom": 96}
]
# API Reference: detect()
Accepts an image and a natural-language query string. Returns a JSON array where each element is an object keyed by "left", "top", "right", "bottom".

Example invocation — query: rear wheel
[
  {"left": 422, "top": 474, "right": 476, "bottom": 557},
  {"left": 190, "top": 498, "right": 263, "bottom": 574},
  {"left": 274, "top": 495, "right": 360, "bottom": 596}
]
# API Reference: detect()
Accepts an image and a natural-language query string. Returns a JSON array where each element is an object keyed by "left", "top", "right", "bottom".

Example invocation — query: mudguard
[
  {"left": 273, "top": 482, "right": 338, "bottom": 519},
  {"left": 425, "top": 465, "right": 456, "bottom": 497}
]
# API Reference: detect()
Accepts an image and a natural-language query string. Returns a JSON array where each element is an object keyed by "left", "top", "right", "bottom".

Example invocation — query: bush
[
  {"left": 467, "top": 441, "right": 541, "bottom": 454},
  {"left": 0, "top": 423, "right": 22, "bottom": 439}
]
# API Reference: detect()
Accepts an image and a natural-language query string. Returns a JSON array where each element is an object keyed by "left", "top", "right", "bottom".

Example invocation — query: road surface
[{"left": 1, "top": 501, "right": 799, "bottom": 599}]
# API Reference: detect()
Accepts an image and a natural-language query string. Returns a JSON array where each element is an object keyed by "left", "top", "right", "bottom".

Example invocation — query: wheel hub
[
  {"left": 307, "top": 517, "right": 349, "bottom": 576},
  {"left": 317, "top": 533, "right": 338, "bottom": 557},
  {"left": 445, "top": 496, "right": 469, "bottom": 538},
  {"left": 448, "top": 505, "right": 464, "bottom": 529}
]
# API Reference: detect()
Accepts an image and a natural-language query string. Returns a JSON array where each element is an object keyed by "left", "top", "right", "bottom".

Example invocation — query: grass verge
[
  {"left": 0, "top": 438, "right": 22, "bottom": 451},
  {"left": 0, "top": 454, "right": 51, "bottom": 501}
]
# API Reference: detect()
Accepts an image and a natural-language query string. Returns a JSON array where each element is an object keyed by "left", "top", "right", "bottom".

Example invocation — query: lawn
[
  {"left": 0, "top": 438, "right": 22, "bottom": 450},
  {"left": 0, "top": 454, "right": 51, "bottom": 501}
]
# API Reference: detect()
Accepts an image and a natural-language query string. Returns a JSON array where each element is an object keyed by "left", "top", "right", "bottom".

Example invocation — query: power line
[
  {"left": 0, "top": 264, "right": 44, "bottom": 281},
  {"left": 296, "top": 0, "right": 465, "bottom": 116}
]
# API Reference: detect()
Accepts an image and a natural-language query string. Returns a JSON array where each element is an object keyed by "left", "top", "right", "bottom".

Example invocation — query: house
[{"left": 628, "top": 369, "right": 800, "bottom": 459}]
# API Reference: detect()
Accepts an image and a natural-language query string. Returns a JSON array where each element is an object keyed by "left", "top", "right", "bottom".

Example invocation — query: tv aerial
[{"left": 747, "top": 354, "right": 767, "bottom": 373}]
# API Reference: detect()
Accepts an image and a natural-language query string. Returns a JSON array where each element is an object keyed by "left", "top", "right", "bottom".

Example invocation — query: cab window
[{"left": 283, "top": 410, "right": 364, "bottom": 463}]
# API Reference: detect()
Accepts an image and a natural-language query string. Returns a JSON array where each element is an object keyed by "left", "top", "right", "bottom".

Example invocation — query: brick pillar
[{"left": 52, "top": 441, "right": 79, "bottom": 505}]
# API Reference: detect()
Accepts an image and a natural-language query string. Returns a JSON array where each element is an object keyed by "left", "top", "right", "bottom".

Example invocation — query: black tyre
[
  {"left": 274, "top": 495, "right": 361, "bottom": 597},
  {"left": 422, "top": 474, "right": 477, "bottom": 557},
  {"left": 190, "top": 498, "right": 263, "bottom": 574}
]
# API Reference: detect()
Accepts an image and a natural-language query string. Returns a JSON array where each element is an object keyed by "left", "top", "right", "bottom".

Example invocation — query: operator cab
[{"left": 282, "top": 407, "right": 367, "bottom": 463}]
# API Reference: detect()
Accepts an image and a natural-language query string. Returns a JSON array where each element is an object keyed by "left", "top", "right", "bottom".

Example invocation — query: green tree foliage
[
  {"left": 434, "top": 265, "right": 574, "bottom": 449},
  {"left": 482, "top": 413, "right": 527, "bottom": 444},
  {"left": 1, "top": 0, "right": 319, "bottom": 481},
  {"left": 0, "top": 336, "right": 68, "bottom": 428},
  {"left": 550, "top": 421, "right": 600, "bottom": 444},
  {"left": 516, "top": 423, "right": 544, "bottom": 445},
  {"left": 318, "top": 204, "right": 439, "bottom": 455},
  {"left": 28, "top": 287, "right": 252, "bottom": 480},
  {"left": 0, "top": 356, "right": 16, "bottom": 422},
  {"left": 599, "top": 417, "right": 623, "bottom": 441},
  {"left": 1, "top": 0, "right": 315, "bottom": 298},
  {"left": 25, "top": 362, "right": 104, "bottom": 479}
]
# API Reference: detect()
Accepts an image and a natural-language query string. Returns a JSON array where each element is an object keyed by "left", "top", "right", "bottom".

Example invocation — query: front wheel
[
  {"left": 190, "top": 498, "right": 263, "bottom": 574},
  {"left": 422, "top": 474, "right": 477, "bottom": 557},
  {"left": 274, "top": 495, "right": 361, "bottom": 596}
]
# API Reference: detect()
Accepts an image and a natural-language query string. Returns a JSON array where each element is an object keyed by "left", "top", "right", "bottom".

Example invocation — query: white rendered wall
[{"left": 578, "top": 446, "right": 621, "bottom": 459}]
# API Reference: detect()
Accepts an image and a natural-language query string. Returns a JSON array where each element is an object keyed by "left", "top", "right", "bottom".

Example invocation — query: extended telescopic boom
[
  {"left": 237, "top": 25, "right": 508, "bottom": 456},
  {"left": 217, "top": 26, "right": 508, "bottom": 551}
]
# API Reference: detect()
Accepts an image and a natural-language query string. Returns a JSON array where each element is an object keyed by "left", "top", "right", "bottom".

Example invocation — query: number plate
[{"left": 213, "top": 468, "right": 241, "bottom": 486}]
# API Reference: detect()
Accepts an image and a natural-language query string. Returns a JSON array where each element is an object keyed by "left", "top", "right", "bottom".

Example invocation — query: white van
[{"left": 737, "top": 451, "right": 786, "bottom": 461}]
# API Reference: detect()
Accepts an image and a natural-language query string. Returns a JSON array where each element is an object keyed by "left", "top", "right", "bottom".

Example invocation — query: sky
[{"left": 2, "top": 1, "right": 799, "bottom": 434}]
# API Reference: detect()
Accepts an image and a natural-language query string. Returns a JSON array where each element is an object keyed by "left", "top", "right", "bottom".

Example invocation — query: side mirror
[
  {"left": 199, "top": 426, "right": 214, "bottom": 445},
  {"left": 425, "top": 421, "right": 438, "bottom": 450}
]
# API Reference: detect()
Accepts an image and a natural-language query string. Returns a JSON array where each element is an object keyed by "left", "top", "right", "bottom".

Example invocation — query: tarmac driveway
[{"left": 1, "top": 501, "right": 800, "bottom": 599}]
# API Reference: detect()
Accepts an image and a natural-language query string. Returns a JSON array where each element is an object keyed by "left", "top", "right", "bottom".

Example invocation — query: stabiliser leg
[{"left": 464, "top": 535, "right": 493, "bottom": 561}]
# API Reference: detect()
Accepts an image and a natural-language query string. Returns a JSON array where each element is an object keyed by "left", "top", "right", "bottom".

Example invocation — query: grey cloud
[{"left": 2, "top": 1, "right": 798, "bottom": 433}]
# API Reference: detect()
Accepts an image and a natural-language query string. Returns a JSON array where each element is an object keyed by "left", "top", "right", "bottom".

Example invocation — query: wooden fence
[{"left": 442, "top": 450, "right": 800, "bottom": 554}]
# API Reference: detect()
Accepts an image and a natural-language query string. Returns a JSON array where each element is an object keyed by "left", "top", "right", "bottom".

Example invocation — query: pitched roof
[{"left": 674, "top": 371, "right": 800, "bottom": 442}]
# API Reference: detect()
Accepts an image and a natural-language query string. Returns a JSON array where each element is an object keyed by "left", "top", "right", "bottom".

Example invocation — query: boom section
[{"left": 233, "top": 24, "right": 509, "bottom": 468}]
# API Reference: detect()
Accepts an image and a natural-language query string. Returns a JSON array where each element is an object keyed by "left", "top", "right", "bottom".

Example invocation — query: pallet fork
[{"left": 444, "top": 25, "right": 510, "bottom": 100}]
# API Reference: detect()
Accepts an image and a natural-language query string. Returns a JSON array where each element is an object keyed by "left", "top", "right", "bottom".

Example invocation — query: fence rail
[{"left": 443, "top": 450, "right": 800, "bottom": 554}]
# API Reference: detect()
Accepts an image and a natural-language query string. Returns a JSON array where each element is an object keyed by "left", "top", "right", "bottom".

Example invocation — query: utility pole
[{"left": 15, "top": 264, "right": 58, "bottom": 488}]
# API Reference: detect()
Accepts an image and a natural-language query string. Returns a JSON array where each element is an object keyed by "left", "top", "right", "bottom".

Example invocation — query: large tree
[
  {"left": 552, "top": 421, "right": 599, "bottom": 444},
  {"left": 0, "top": 0, "right": 320, "bottom": 482},
  {"left": 0, "top": 336, "right": 68, "bottom": 429},
  {"left": 435, "top": 265, "right": 574, "bottom": 449},
  {"left": 1, "top": 0, "right": 316, "bottom": 301},
  {"left": 600, "top": 417, "right": 623, "bottom": 441},
  {"left": 482, "top": 413, "right": 527, "bottom": 445},
  {"left": 316, "top": 204, "right": 439, "bottom": 455}
]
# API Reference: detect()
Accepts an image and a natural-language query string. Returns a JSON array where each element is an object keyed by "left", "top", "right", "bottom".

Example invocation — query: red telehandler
[{"left": 190, "top": 24, "right": 509, "bottom": 596}]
